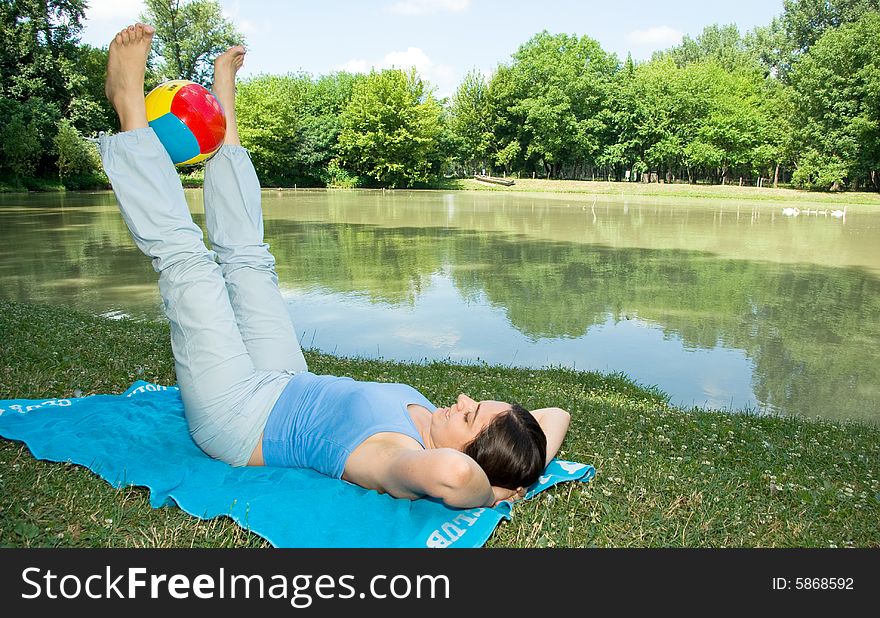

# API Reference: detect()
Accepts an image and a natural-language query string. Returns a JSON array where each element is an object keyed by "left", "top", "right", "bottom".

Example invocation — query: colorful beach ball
[{"left": 145, "top": 80, "right": 226, "bottom": 166}]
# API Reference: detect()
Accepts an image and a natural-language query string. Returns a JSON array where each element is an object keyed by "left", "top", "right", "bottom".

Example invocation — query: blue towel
[{"left": 0, "top": 381, "right": 595, "bottom": 548}]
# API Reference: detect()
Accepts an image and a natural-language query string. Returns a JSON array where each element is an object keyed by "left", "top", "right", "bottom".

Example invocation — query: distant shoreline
[
  {"left": 5, "top": 175, "right": 880, "bottom": 207},
  {"left": 442, "top": 177, "right": 880, "bottom": 206}
]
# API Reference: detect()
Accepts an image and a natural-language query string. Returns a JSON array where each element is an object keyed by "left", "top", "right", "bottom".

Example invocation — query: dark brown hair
[{"left": 464, "top": 403, "right": 546, "bottom": 490}]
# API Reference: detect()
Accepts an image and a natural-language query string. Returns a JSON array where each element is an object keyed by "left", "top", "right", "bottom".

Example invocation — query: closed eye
[{"left": 466, "top": 403, "right": 481, "bottom": 425}]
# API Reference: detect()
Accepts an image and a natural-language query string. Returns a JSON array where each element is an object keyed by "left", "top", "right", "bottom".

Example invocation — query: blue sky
[{"left": 81, "top": 0, "right": 784, "bottom": 97}]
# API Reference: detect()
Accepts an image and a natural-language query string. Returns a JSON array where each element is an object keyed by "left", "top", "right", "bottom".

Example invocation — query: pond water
[{"left": 1, "top": 189, "right": 878, "bottom": 424}]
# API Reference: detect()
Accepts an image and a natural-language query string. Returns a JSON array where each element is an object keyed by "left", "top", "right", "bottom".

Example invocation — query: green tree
[
  {"left": 0, "top": 97, "right": 55, "bottom": 179},
  {"left": 296, "top": 72, "right": 362, "bottom": 185},
  {"left": 688, "top": 64, "right": 764, "bottom": 184},
  {"left": 484, "top": 64, "right": 522, "bottom": 174},
  {"left": 744, "top": 18, "right": 790, "bottom": 78},
  {"left": 623, "top": 57, "right": 691, "bottom": 182},
  {"left": 657, "top": 23, "right": 762, "bottom": 73},
  {"left": 0, "top": 0, "right": 96, "bottom": 179},
  {"left": 236, "top": 71, "right": 363, "bottom": 186},
  {"left": 69, "top": 44, "right": 116, "bottom": 134},
  {"left": 613, "top": 57, "right": 769, "bottom": 185},
  {"left": 759, "top": 0, "right": 880, "bottom": 78},
  {"left": 490, "top": 31, "right": 618, "bottom": 178},
  {"left": 781, "top": 0, "right": 880, "bottom": 53},
  {"left": 601, "top": 54, "right": 642, "bottom": 180},
  {"left": 236, "top": 74, "right": 309, "bottom": 185},
  {"left": 53, "top": 118, "right": 103, "bottom": 184},
  {"left": 0, "top": 0, "right": 87, "bottom": 102},
  {"left": 751, "top": 79, "right": 796, "bottom": 186},
  {"left": 336, "top": 68, "right": 445, "bottom": 188},
  {"left": 789, "top": 11, "right": 880, "bottom": 190},
  {"left": 450, "top": 69, "right": 493, "bottom": 174},
  {"left": 141, "top": 0, "right": 244, "bottom": 86}
]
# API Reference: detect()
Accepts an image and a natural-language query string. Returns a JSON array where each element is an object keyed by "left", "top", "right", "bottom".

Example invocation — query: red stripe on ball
[{"left": 170, "top": 83, "right": 226, "bottom": 154}]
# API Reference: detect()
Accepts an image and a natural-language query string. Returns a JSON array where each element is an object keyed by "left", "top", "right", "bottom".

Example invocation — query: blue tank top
[{"left": 261, "top": 372, "right": 436, "bottom": 478}]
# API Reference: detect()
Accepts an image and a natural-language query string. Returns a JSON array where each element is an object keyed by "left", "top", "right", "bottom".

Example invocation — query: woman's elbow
[
  {"left": 436, "top": 455, "right": 491, "bottom": 508},
  {"left": 440, "top": 456, "right": 478, "bottom": 489},
  {"left": 549, "top": 407, "right": 571, "bottom": 428}
]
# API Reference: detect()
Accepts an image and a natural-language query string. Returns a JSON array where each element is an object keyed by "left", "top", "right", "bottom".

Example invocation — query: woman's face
[{"left": 430, "top": 394, "right": 510, "bottom": 450}]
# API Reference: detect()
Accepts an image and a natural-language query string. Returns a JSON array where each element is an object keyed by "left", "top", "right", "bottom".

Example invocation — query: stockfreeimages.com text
[{"left": 21, "top": 566, "right": 450, "bottom": 607}]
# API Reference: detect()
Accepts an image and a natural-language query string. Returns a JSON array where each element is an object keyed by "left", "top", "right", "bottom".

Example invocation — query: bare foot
[
  {"left": 105, "top": 23, "right": 155, "bottom": 132},
  {"left": 212, "top": 46, "right": 246, "bottom": 146}
]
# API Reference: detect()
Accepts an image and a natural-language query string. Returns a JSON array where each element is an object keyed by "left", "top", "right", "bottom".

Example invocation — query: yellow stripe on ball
[
  {"left": 145, "top": 80, "right": 190, "bottom": 121},
  {"left": 178, "top": 146, "right": 222, "bottom": 166}
]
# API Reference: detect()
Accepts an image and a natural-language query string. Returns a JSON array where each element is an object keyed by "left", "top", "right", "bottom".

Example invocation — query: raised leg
[
  {"left": 101, "top": 25, "right": 291, "bottom": 466},
  {"left": 203, "top": 46, "right": 308, "bottom": 373}
]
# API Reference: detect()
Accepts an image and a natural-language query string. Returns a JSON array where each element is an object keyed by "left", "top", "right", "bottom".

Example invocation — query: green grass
[
  {"left": 1, "top": 301, "right": 878, "bottom": 548},
  {"left": 447, "top": 177, "right": 880, "bottom": 207}
]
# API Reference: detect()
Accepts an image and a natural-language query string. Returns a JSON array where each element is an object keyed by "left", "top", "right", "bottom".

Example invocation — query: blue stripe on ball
[{"left": 149, "top": 113, "right": 201, "bottom": 164}]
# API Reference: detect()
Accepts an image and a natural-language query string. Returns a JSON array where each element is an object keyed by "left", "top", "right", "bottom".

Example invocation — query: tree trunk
[{"left": 773, "top": 163, "right": 779, "bottom": 188}]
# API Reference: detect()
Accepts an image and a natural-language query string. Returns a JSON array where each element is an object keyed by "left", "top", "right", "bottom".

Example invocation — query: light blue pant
[{"left": 100, "top": 128, "right": 308, "bottom": 466}]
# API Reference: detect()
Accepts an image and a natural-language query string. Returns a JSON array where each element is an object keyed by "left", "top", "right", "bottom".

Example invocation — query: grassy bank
[
  {"left": 7, "top": 169, "right": 880, "bottom": 208},
  {"left": 0, "top": 173, "right": 111, "bottom": 193},
  {"left": 448, "top": 177, "right": 880, "bottom": 207},
  {"left": 1, "top": 301, "right": 878, "bottom": 548}
]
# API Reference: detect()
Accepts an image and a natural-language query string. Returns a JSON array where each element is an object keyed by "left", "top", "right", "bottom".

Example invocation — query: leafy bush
[
  {"left": 0, "top": 97, "right": 58, "bottom": 179},
  {"left": 323, "top": 160, "right": 360, "bottom": 188},
  {"left": 337, "top": 68, "right": 445, "bottom": 188},
  {"left": 54, "top": 120, "right": 103, "bottom": 178},
  {"left": 791, "top": 150, "right": 848, "bottom": 190}
]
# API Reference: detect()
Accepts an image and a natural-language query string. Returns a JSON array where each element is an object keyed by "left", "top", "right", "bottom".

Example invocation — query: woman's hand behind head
[{"left": 491, "top": 484, "right": 526, "bottom": 507}]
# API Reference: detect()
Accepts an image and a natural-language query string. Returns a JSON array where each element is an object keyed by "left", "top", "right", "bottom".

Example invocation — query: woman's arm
[
  {"left": 531, "top": 407, "right": 571, "bottom": 466},
  {"left": 380, "top": 447, "right": 496, "bottom": 509}
]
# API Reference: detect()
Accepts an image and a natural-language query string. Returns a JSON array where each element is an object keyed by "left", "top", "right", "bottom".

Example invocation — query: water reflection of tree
[
  {"left": 267, "top": 222, "right": 880, "bottom": 422},
  {"left": 449, "top": 235, "right": 880, "bottom": 423},
  {"left": 268, "top": 221, "right": 446, "bottom": 306},
  {"left": 0, "top": 195, "right": 157, "bottom": 315}
]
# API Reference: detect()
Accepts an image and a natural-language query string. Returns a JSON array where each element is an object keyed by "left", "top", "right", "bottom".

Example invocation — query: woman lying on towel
[{"left": 101, "top": 23, "right": 570, "bottom": 509}]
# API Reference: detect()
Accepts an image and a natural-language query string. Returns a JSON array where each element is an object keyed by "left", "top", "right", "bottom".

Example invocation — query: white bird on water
[
  {"left": 782, "top": 207, "right": 800, "bottom": 216},
  {"left": 830, "top": 205, "right": 847, "bottom": 218}
]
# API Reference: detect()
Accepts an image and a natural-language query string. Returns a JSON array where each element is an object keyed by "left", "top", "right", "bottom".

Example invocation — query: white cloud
[
  {"left": 387, "top": 0, "right": 471, "bottom": 15},
  {"left": 85, "top": 0, "right": 146, "bottom": 21},
  {"left": 392, "top": 326, "right": 461, "bottom": 349},
  {"left": 79, "top": 0, "right": 146, "bottom": 47},
  {"left": 337, "top": 47, "right": 456, "bottom": 97},
  {"left": 625, "top": 25, "right": 683, "bottom": 46},
  {"left": 384, "top": 47, "right": 454, "bottom": 83},
  {"left": 338, "top": 58, "right": 371, "bottom": 73},
  {"left": 221, "top": 1, "right": 260, "bottom": 35}
]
